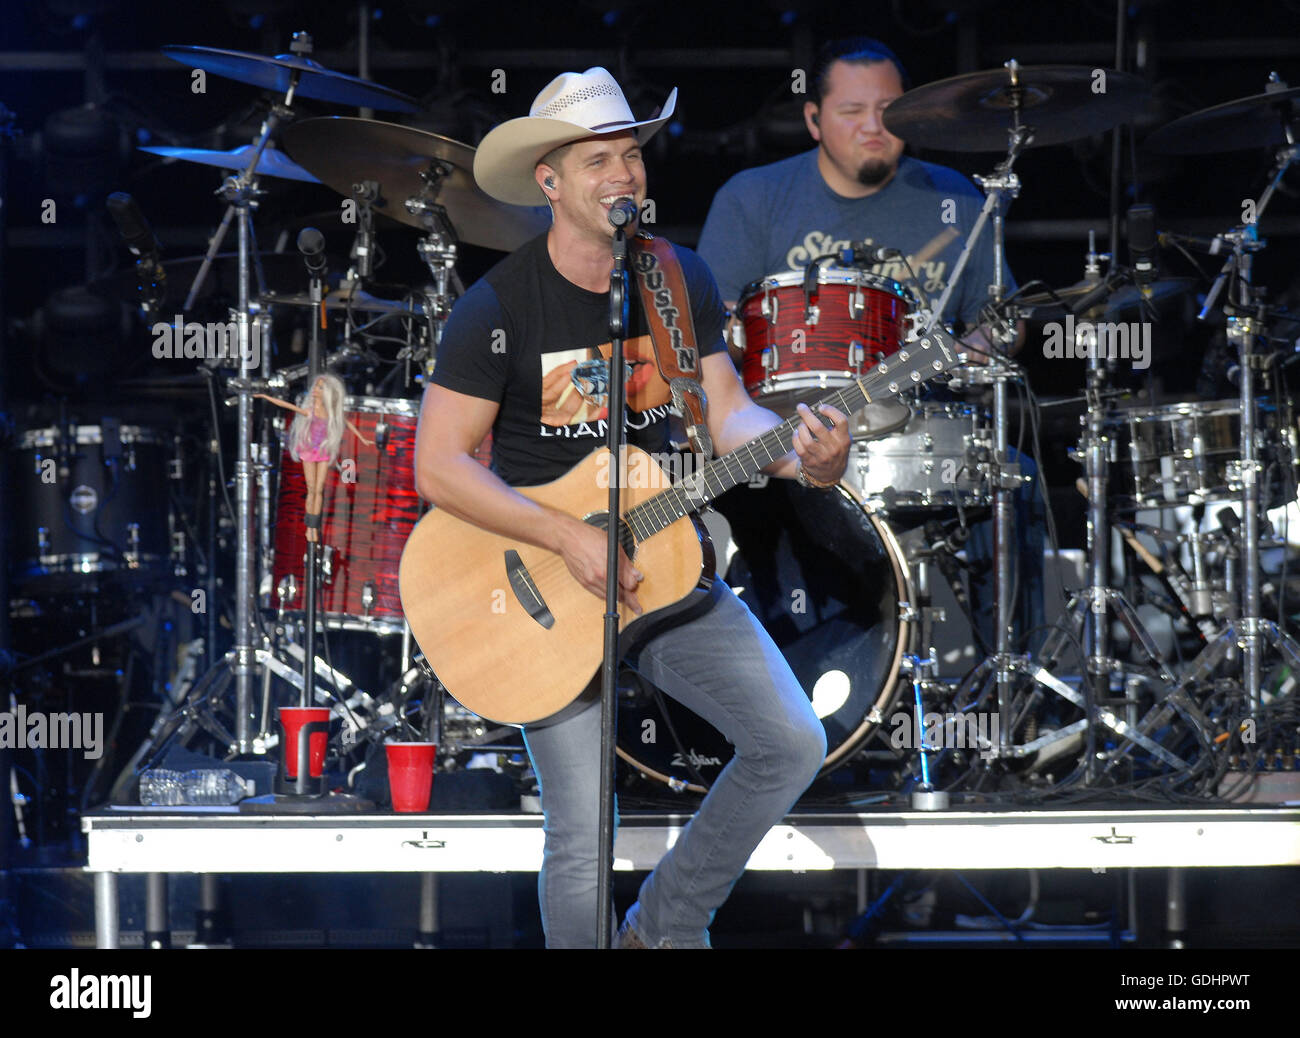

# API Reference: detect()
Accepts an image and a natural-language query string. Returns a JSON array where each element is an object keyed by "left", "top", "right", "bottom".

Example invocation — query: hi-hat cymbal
[
  {"left": 162, "top": 44, "right": 419, "bottom": 113},
  {"left": 260, "top": 282, "right": 422, "bottom": 316},
  {"left": 1144, "top": 85, "right": 1300, "bottom": 154},
  {"left": 281, "top": 117, "right": 550, "bottom": 252},
  {"left": 141, "top": 144, "right": 321, "bottom": 183},
  {"left": 92, "top": 252, "right": 342, "bottom": 311},
  {"left": 1017, "top": 277, "right": 1195, "bottom": 321},
  {"left": 883, "top": 64, "right": 1152, "bottom": 151}
]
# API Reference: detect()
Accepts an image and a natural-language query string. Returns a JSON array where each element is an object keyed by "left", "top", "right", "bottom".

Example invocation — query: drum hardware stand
[
  {"left": 404, "top": 166, "right": 460, "bottom": 382},
  {"left": 900, "top": 650, "right": 950, "bottom": 810},
  {"left": 1177, "top": 265, "right": 1300, "bottom": 715},
  {"left": 1016, "top": 293, "right": 1187, "bottom": 778},
  {"left": 930, "top": 68, "right": 1181, "bottom": 775},
  {"left": 904, "top": 59, "right": 1053, "bottom": 763},
  {"left": 178, "top": 37, "right": 317, "bottom": 757},
  {"left": 1175, "top": 114, "right": 1300, "bottom": 714}
]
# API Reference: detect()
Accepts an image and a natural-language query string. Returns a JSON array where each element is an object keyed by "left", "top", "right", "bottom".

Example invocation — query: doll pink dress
[{"left": 299, "top": 416, "right": 331, "bottom": 463}]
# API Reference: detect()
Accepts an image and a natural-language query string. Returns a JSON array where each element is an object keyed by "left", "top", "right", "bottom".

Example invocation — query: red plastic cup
[
  {"left": 386, "top": 742, "right": 436, "bottom": 812},
  {"left": 280, "top": 707, "right": 330, "bottom": 778}
]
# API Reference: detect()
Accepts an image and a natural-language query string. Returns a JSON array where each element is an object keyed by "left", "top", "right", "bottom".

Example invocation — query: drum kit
[
  {"left": 625, "top": 63, "right": 1300, "bottom": 800},
  {"left": 12, "top": 32, "right": 1300, "bottom": 809}
]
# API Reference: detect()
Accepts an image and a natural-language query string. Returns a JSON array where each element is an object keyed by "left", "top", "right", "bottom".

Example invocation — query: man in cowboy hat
[{"left": 413, "top": 67, "right": 850, "bottom": 948}]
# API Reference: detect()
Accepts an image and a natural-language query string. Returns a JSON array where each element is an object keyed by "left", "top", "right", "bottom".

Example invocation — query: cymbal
[
  {"left": 883, "top": 64, "right": 1152, "bottom": 151},
  {"left": 1017, "top": 277, "right": 1195, "bottom": 321},
  {"left": 161, "top": 45, "right": 418, "bottom": 113},
  {"left": 141, "top": 144, "right": 321, "bottom": 183},
  {"left": 1144, "top": 85, "right": 1300, "bottom": 154},
  {"left": 260, "top": 283, "right": 422, "bottom": 316},
  {"left": 92, "top": 252, "right": 342, "bottom": 310},
  {"left": 281, "top": 117, "right": 550, "bottom": 252}
]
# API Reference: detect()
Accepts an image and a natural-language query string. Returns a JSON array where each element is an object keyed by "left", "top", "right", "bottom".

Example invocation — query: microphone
[
  {"left": 1127, "top": 204, "right": 1158, "bottom": 290},
  {"left": 107, "top": 192, "right": 161, "bottom": 260},
  {"left": 297, "top": 227, "right": 328, "bottom": 279},
  {"left": 1217, "top": 507, "right": 1241, "bottom": 545},
  {"left": 840, "top": 242, "right": 901, "bottom": 266},
  {"left": 925, "top": 519, "right": 971, "bottom": 612},
  {"left": 107, "top": 192, "right": 165, "bottom": 309},
  {"left": 607, "top": 199, "right": 638, "bottom": 229}
]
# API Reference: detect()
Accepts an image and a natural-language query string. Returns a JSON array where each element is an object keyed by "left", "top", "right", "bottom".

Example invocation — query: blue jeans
[{"left": 522, "top": 580, "right": 826, "bottom": 948}]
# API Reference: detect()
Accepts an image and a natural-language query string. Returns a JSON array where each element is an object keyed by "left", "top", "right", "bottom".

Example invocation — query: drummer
[
  {"left": 697, "top": 36, "right": 1023, "bottom": 354},
  {"left": 697, "top": 35, "right": 1040, "bottom": 654}
]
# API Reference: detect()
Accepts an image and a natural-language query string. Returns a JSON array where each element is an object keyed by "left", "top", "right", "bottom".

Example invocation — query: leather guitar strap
[{"left": 629, "top": 234, "right": 713, "bottom": 459}]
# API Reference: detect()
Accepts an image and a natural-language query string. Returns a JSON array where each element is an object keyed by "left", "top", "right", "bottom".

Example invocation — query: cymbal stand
[
  {"left": 926, "top": 62, "right": 1047, "bottom": 763},
  {"left": 938, "top": 62, "right": 1185, "bottom": 777},
  {"left": 189, "top": 34, "right": 311, "bottom": 754},
  {"left": 1179, "top": 185, "right": 1300, "bottom": 715}
]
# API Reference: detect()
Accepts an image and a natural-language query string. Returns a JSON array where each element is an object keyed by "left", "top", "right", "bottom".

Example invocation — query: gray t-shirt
[{"left": 697, "top": 150, "right": 1013, "bottom": 327}]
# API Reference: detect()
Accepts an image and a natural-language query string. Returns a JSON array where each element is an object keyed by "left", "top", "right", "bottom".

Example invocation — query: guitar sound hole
[{"left": 583, "top": 513, "right": 638, "bottom": 560}]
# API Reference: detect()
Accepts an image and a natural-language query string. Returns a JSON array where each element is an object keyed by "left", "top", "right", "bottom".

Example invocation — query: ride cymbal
[
  {"left": 282, "top": 116, "right": 550, "bottom": 252},
  {"left": 883, "top": 63, "right": 1152, "bottom": 151}
]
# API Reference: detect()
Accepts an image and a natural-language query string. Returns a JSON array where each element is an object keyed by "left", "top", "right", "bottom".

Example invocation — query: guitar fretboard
[{"left": 622, "top": 334, "right": 954, "bottom": 541}]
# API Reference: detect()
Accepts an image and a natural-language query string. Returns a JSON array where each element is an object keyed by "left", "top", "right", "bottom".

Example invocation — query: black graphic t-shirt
[{"left": 431, "top": 232, "right": 727, "bottom": 486}]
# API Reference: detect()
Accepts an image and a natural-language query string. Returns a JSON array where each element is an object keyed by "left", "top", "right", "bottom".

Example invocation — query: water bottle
[
  {"left": 138, "top": 769, "right": 185, "bottom": 806},
  {"left": 139, "top": 768, "right": 250, "bottom": 806},
  {"left": 183, "top": 769, "right": 250, "bottom": 805}
]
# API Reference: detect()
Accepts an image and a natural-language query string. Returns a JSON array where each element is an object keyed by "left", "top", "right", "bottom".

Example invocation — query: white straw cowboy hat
[{"left": 473, "top": 67, "right": 678, "bottom": 206}]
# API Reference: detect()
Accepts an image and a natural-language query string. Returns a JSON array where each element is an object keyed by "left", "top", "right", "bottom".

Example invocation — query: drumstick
[
  {"left": 1074, "top": 477, "right": 1165, "bottom": 573},
  {"left": 911, "top": 227, "right": 961, "bottom": 268}
]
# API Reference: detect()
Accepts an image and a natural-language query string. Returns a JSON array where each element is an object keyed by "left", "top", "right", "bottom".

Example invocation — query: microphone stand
[
  {"left": 597, "top": 221, "right": 630, "bottom": 949},
  {"left": 301, "top": 239, "right": 326, "bottom": 715}
]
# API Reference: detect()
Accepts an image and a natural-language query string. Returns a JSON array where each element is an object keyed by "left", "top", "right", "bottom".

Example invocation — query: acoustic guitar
[{"left": 399, "top": 331, "right": 961, "bottom": 725}]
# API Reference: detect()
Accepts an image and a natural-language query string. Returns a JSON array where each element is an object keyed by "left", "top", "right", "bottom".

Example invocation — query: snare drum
[
  {"left": 271, "top": 396, "right": 422, "bottom": 632},
  {"left": 848, "top": 402, "right": 991, "bottom": 513},
  {"left": 13, "top": 421, "right": 174, "bottom": 588},
  {"left": 1108, "top": 399, "right": 1288, "bottom": 512},
  {"left": 735, "top": 268, "right": 911, "bottom": 434}
]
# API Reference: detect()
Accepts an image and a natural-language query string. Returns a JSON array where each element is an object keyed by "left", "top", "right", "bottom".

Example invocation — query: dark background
[
  {"left": 3, "top": 0, "right": 1300, "bottom": 553},
  {"left": 2, "top": 0, "right": 1300, "bottom": 949},
  {"left": 2, "top": 0, "right": 1300, "bottom": 404}
]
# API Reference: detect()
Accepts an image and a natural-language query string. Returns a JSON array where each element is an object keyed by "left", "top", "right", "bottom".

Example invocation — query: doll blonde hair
[{"left": 288, "top": 373, "right": 347, "bottom": 463}]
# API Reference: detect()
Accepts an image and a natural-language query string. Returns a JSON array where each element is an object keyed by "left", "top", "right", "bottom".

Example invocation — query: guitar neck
[{"left": 623, "top": 330, "right": 958, "bottom": 542}]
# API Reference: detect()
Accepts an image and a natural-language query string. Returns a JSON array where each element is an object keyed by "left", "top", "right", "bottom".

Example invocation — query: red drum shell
[
  {"left": 737, "top": 269, "right": 909, "bottom": 420},
  {"left": 272, "top": 396, "right": 422, "bottom": 631}
]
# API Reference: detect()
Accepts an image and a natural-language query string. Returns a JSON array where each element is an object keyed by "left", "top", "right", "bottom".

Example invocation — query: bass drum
[{"left": 617, "top": 479, "right": 914, "bottom": 792}]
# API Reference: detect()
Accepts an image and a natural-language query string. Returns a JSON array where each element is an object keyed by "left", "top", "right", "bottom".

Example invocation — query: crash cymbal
[
  {"left": 260, "top": 282, "right": 422, "bottom": 316},
  {"left": 1144, "top": 85, "right": 1300, "bottom": 154},
  {"left": 883, "top": 64, "right": 1152, "bottom": 151},
  {"left": 161, "top": 45, "right": 419, "bottom": 113},
  {"left": 1017, "top": 277, "right": 1195, "bottom": 321},
  {"left": 141, "top": 144, "right": 321, "bottom": 183},
  {"left": 281, "top": 117, "right": 550, "bottom": 252}
]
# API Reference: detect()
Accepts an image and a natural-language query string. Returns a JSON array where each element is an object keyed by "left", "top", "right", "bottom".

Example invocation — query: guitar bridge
[{"left": 505, "top": 549, "right": 555, "bottom": 629}]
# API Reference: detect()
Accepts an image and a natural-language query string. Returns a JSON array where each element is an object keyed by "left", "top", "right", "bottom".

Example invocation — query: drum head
[{"left": 618, "top": 479, "right": 912, "bottom": 792}]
